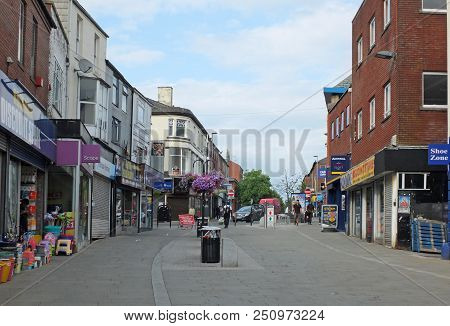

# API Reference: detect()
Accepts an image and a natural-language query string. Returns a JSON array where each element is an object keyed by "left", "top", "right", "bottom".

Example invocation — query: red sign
[
  {"left": 178, "top": 214, "right": 195, "bottom": 229},
  {"left": 305, "top": 189, "right": 311, "bottom": 197},
  {"left": 228, "top": 190, "right": 235, "bottom": 198}
]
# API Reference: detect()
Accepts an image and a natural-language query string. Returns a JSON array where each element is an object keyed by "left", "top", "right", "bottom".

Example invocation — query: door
[
  {"left": 354, "top": 190, "right": 362, "bottom": 238},
  {"left": 366, "top": 187, "right": 374, "bottom": 243}
]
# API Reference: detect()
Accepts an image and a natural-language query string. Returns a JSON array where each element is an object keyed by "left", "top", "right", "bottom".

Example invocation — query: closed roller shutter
[
  {"left": 0, "top": 132, "right": 6, "bottom": 151},
  {"left": 10, "top": 138, "right": 46, "bottom": 170},
  {"left": 92, "top": 175, "right": 111, "bottom": 239},
  {"left": 384, "top": 175, "right": 392, "bottom": 247}
]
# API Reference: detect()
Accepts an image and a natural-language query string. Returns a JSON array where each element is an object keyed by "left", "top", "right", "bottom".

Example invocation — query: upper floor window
[
  {"left": 422, "top": 0, "right": 447, "bottom": 11},
  {"left": 176, "top": 119, "right": 186, "bottom": 137},
  {"left": 384, "top": 82, "right": 391, "bottom": 118},
  {"left": 369, "top": 98, "right": 376, "bottom": 130},
  {"left": 76, "top": 16, "right": 82, "bottom": 54},
  {"left": 94, "top": 34, "right": 99, "bottom": 64},
  {"left": 112, "top": 76, "right": 119, "bottom": 107},
  {"left": 30, "top": 18, "right": 38, "bottom": 78},
  {"left": 369, "top": 17, "right": 376, "bottom": 49},
  {"left": 52, "top": 59, "right": 63, "bottom": 114},
  {"left": 121, "top": 86, "right": 128, "bottom": 112},
  {"left": 112, "top": 118, "right": 121, "bottom": 144},
  {"left": 137, "top": 102, "right": 146, "bottom": 125},
  {"left": 423, "top": 72, "right": 447, "bottom": 109},
  {"left": 340, "top": 111, "right": 344, "bottom": 131},
  {"left": 346, "top": 105, "right": 350, "bottom": 126},
  {"left": 331, "top": 121, "right": 335, "bottom": 140},
  {"left": 335, "top": 117, "right": 340, "bottom": 137},
  {"left": 357, "top": 110, "right": 363, "bottom": 140},
  {"left": 384, "top": 0, "right": 391, "bottom": 28},
  {"left": 79, "top": 77, "right": 97, "bottom": 125},
  {"left": 168, "top": 119, "right": 174, "bottom": 136},
  {"left": 357, "top": 37, "right": 363, "bottom": 65},
  {"left": 17, "top": 1, "right": 25, "bottom": 64}
]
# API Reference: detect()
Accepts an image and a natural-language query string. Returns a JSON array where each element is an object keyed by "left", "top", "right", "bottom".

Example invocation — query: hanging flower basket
[{"left": 182, "top": 171, "right": 224, "bottom": 194}]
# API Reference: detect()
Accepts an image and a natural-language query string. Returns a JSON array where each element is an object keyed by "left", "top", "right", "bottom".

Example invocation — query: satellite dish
[{"left": 78, "top": 59, "right": 93, "bottom": 73}]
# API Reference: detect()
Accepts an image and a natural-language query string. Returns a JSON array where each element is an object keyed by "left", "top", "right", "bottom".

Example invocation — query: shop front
[
  {"left": 140, "top": 165, "right": 164, "bottom": 230},
  {"left": 92, "top": 155, "right": 115, "bottom": 239},
  {"left": 114, "top": 157, "right": 144, "bottom": 235}
]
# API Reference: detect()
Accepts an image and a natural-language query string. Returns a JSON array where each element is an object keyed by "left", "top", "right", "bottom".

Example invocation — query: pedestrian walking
[
  {"left": 305, "top": 204, "right": 314, "bottom": 225},
  {"left": 223, "top": 205, "right": 231, "bottom": 228},
  {"left": 293, "top": 201, "right": 302, "bottom": 226},
  {"left": 215, "top": 206, "right": 221, "bottom": 220}
]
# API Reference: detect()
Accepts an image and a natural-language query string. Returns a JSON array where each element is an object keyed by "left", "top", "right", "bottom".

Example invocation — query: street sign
[
  {"left": 267, "top": 206, "right": 275, "bottom": 228},
  {"left": 227, "top": 189, "right": 235, "bottom": 198},
  {"left": 154, "top": 179, "right": 173, "bottom": 192},
  {"left": 321, "top": 205, "right": 338, "bottom": 231},
  {"left": 428, "top": 144, "right": 450, "bottom": 165}
]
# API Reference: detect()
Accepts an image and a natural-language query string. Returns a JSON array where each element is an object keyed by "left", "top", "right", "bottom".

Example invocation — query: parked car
[{"left": 233, "top": 205, "right": 265, "bottom": 223}]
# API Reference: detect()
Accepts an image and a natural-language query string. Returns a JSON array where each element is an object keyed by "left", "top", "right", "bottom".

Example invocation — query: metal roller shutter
[
  {"left": 10, "top": 138, "right": 46, "bottom": 170},
  {"left": 384, "top": 175, "right": 392, "bottom": 247},
  {"left": 0, "top": 132, "right": 6, "bottom": 151},
  {"left": 92, "top": 175, "right": 111, "bottom": 239}
]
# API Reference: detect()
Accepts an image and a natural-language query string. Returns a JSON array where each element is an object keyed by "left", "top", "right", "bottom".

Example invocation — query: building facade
[
  {"left": 342, "top": 0, "right": 447, "bottom": 249},
  {"left": 228, "top": 160, "right": 243, "bottom": 212}
]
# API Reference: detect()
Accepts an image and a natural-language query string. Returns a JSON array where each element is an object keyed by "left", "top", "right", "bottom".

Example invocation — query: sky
[{"left": 78, "top": 0, "right": 361, "bottom": 183}]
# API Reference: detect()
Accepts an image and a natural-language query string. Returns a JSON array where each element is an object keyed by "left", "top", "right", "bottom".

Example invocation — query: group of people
[
  {"left": 215, "top": 204, "right": 232, "bottom": 228},
  {"left": 292, "top": 201, "right": 314, "bottom": 226}
]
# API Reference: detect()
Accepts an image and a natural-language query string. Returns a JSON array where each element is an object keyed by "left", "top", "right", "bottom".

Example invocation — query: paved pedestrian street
[{"left": 1, "top": 221, "right": 449, "bottom": 306}]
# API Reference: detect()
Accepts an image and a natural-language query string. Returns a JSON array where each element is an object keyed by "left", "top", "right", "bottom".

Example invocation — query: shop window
[{"left": 6, "top": 160, "right": 19, "bottom": 237}]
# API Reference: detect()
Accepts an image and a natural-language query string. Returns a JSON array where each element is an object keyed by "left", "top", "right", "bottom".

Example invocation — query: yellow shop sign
[{"left": 351, "top": 157, "right": 375, "bottom": 185}]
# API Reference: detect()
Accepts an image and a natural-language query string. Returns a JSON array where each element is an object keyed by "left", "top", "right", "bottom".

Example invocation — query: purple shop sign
[
  {"left": 56, "top": 141, "right": 101, "bottom": 166},
  {"left": 81, "top": 144, "right": 100, "bottom": 163}
]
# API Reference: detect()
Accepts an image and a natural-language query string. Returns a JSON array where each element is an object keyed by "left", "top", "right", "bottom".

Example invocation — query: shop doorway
[
  {"left": 374, "top": 180, "right": 385, "bottom": 244},
  {"left": 366, "top": 187, "right": 374, "bottom": 243},
  {"left": 353, "top": 190, "right": 362, "bottom": 238},
  {"left": 115, "top": 188, "right": 139, "bottom": 235}
]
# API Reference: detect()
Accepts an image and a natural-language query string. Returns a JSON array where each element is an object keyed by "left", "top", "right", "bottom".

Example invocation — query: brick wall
[
  {"left": 327, "top": 91, "right": 352, "bottom": 167},
  {"left": 0, "top": 0, "right": 52, "bottom": 108},
  {"left": 351, "top": 0, "right": 447, "bottom": 166}
]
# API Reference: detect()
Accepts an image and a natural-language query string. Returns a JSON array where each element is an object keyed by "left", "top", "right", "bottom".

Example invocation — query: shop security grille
[
  {"left": 92, "top": 175, "right": 111, "bottom": 239},
  {"left": 0, "top": 132, "right": 6, "bottom": 151},
  {"left": 384, "top": 175, "right": 392, "bottom": 247}
]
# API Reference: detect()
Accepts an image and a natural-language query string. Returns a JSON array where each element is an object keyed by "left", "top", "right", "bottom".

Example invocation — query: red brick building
[
  {"left": 228, "top": 160, "right": 243, "bottom": 211},
  {"left": 343, "top": 0, "right": 447, "bottom": 249}
]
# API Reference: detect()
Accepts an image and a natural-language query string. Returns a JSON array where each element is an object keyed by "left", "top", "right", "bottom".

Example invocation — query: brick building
[
  {"left": 332, "top": 0, "right": 448, "bottom": 249},
  {"left": 0, "top": 0, "right": 57, "bottom": 238},
  {"left": 228, "top": 160, "right": 243, "bottom": 212}
]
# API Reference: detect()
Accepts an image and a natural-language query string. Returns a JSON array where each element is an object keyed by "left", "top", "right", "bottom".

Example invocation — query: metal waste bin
[
  {"left": 196, "top": 217, "right": 209, "bottom": 237},
  {"left": 201, "top": 227, "right": 221, "bottom": 263}
]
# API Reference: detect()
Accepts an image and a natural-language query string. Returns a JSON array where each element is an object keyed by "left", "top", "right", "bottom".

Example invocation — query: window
[
  {"left": 346, "top": 105, "right": 350, "bottom": 126},
  {"left": 169, "top": 148, "right": 189, "bottom": 175},
  {"left": 17, "top": 0, "right": 25, "bottom": 63},
  {"left": 76, "top": 16, "right": 82, "bottom": 54},
  {"left": 94, "top": 34, "right": 99, "bottom": 64},
  {"left": 331, "top": 121, "right": 335, "bottom": 140},
  {"left": 422, "top": 0, "right": 447, "bottom": 11},
  {"left": 357, "top": 110, "right": 363, "bottom": 140},
  {"left": 79, "top": 77, "right": 97, "bottom": 125},
  {"left": 369, "top": 17, "right": 376, "bottom": 49},
  {"left": 137, "top": 102, "right": 145, "bottom": 124},
  {"left": 384, "top": 0, "right": 391, "bottom": 28},
  {"left": 112, "top": 76, "right": 119, "bottom": 107},
  {"left": 30, "top": 18, "right": 38, "bottom": 78},
  {"left": 336, "top": 117, "right": 340, "bottom": 137},
  {"left": 176, "top": 119, "right": 186, "bottom": 137},
  {"left": 168, "top": 119, "right": 174, "bottom": 136},
  {"left": 98, "top": 83, "right": 108, "bottom": 141},
  {"left": 357, "top": 37, "right": 363, "bottom": 65},
  {"left": 52, "top": 59, "right": 63, "bottom": 114},
  {"left": 399, "top": 173, "right": 428, "bottom": 190},
  {"left": 423, "top": 73, "right": 447, "bottom": 108},
  {"left": 112, "top": 118, "right": 121, "bottom": 143},
  {"left": 121, "top": 86, "right": 128, "bottom": 112},
  {"left": 341, "top": 111, "right": 345, "bottom": 131},
  {"left": 369, "top": 98, "right": 376, "bottom": 130},
  {"left": 384, "top": 82, "right": 391, "bottom": 118}
]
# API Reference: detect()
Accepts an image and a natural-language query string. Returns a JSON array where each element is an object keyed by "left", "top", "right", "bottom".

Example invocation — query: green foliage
[{"left": 237, "top": 170, "right": 282, "bottom": 206}]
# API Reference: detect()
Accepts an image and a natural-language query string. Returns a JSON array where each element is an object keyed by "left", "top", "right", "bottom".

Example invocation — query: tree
[
  {"left": 237, "top": 170, "right": 279, "bottom": 206},
  {"left": 276, "top": 172, "right": 304, "bottom": 213}
]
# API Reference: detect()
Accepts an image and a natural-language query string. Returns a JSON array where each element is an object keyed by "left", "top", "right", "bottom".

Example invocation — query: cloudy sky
[{"left": 79, "top": 0, "right": 360, "bottom": 181}]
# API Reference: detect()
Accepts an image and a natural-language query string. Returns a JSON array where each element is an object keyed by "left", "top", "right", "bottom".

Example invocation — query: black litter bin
[
  {"left": 201, "top": 227, "right": 221, "bottom": 263},
  {"left": 196, "top": 217, "right": 209, "bottom": 237}
]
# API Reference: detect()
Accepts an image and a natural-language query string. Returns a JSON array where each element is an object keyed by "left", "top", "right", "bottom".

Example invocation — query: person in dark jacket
[{"left": 223, "top": 205, "right": 231, "bottom": 228}]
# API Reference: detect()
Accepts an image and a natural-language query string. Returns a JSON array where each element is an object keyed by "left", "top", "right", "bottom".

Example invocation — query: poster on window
[
  {"left": 398, "top": 195, "right": 411, "bottom": 214},
  {"left": 152, "top": 142, "right": 165, "bottom": 156}
]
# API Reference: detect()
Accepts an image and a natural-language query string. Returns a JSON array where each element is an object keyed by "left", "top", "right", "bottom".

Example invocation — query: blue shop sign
[
  {"left": 331, "top": 155, "right": 349, "bottom": 175},
  {"left": 428, "top": 144, "right": 450, "bottom": 165},
  {"left": 318, "top": 167, "right": 327, "bottom": 178},
  {"left": 154, "top": 179, "right": 173, "bottom": 192},
  {"left": 0, "top": 69, "right": 56, "bottom": 161}
]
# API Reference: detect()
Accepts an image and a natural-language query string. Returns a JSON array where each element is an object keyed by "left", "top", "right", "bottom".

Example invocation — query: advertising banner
[
  {"left": 428, "top": 144, "right": 449, "bottom": 165},
  {"left": 330, "top": 155, "right": 349, "bottom": 175},
  {"left": 321, "top": 205, "right": 338, "bottom": 231},
  {"left": 292, "top": 193, "right": 306, "bottom": 210},
  {"left": 398, "top": 195, "right": 411, "bottom": 214},
  {"left": 178, "top": 214, "right": 195, "bottom": 229}
]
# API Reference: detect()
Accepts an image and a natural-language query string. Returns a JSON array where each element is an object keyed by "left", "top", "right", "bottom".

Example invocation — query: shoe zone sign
[{"left": 428, "top": 144, "right": 450, "bottom": 165}]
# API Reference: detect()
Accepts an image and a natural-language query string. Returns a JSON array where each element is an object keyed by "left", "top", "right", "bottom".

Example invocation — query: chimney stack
[{"left": 158, "top": 86, "right": 173, "bottom": 106}]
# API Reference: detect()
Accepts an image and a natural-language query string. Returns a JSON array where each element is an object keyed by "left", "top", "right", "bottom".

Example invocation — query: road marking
[{"left": 151, "top": 249, "right": 172, "bottom": 306}]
